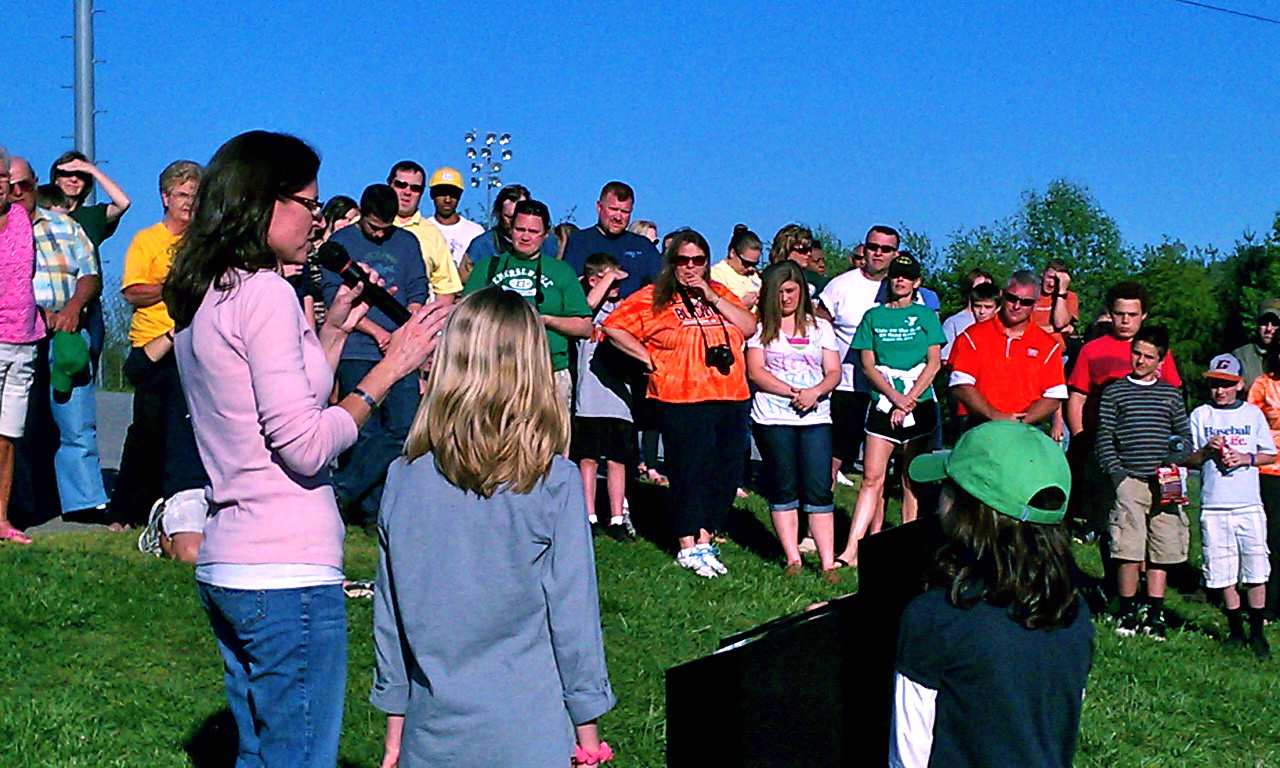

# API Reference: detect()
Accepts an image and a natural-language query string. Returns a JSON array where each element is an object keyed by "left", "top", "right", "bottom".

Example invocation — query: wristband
[
  {"left": 573, "top": 742, "right": 614, "bottom": 765},
  {"left": 1250, "top": 453, "right": 1256, "bottom": 467},
  {"left": 351, "top": 387, "right": 378, "bottom": 411}
]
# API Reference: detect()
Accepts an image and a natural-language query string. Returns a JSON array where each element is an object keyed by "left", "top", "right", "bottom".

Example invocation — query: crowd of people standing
[{"left": 0, "top": 131, "right": 1276, "bottom": 766}]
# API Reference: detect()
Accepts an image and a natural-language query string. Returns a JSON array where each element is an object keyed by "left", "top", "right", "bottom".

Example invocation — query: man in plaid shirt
[{"left": 7, "top": 156, "right": 107, "bottom": 522}]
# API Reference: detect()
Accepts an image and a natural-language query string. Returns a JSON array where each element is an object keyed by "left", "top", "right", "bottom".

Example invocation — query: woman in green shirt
[{"left": 836, "top": 252, "right": 944, "bottom": 568}]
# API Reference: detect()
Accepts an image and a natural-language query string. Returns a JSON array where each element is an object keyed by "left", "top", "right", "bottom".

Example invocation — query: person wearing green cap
[{"left": 890, "top": 421, "right": 1094, "bottom": 768}]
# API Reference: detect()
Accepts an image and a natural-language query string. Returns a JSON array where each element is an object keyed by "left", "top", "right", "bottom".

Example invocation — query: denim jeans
[
  {"left": 197, "top": 582, "right": 347, "bottom": 768},
  {"left": 752, "top": 423, "right": 835, "bottom": 514},
  {"left": 660, "top": 400, "right": 750, "bottom": 539},
  {"left": 333, "top": 359, "right": 420, "bottom": 524},
  {"left": 49, "top": 330, "right": 107, "bottom": 512}
]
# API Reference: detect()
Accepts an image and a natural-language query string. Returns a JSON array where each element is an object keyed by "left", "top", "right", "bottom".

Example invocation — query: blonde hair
[{"left": 403, "top": 287, "right": 569, "bottom": 497}]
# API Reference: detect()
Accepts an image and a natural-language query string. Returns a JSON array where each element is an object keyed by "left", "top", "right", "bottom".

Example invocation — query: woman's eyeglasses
[
  {"left": 1002, "top": 292, "right": 1037, "bottom": 308},
  {"left": 282, "top": 193, "right": 324, "bottom": 218},
  {"left": 672, "top": 255, "right": 708, "bottom": 267}
]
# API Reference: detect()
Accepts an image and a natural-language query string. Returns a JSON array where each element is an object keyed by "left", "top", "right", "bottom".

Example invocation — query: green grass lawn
[{"left": 4, "top": 477, "right": 1280, "bottom": 767}]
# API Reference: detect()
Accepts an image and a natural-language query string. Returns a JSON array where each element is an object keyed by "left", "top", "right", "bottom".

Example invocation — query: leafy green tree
[{"left": 1137, "top": 240, "right": 1222, "bottom": 381}]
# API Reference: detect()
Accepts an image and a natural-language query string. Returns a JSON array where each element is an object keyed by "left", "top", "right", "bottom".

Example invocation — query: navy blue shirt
[
  {"left": 561, "top": 227, "right": 662, "bottom": 298},
  {"left": 321, "top": 226, "right": 428, "bottom": 362}
]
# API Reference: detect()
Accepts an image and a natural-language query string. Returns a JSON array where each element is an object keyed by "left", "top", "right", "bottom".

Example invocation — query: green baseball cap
[
  {"left": 50, "top": 331, "right": 90, "bottom": 399},
  {"left": 908, "top": 421, "right": 1071, "bottom": 524}
]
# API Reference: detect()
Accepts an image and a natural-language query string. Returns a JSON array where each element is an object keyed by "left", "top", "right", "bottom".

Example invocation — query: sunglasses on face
[
  {"left": 9, "top": 178, "right": 34, "bottom": 194},
  {"left": 54, "top": 170, "right": 91, "bottom": 181},
  {"left": 791, "top": 243, "right": 813, "bottom": 254},
  {"left": 863, "top": 243, "right": 897, "bottom": 254},
  {"left": 391, "top": 179, "right": 425, "bottom": 193},
  {"left": 672, "top": 255, "right": 708, "bottom": 267},
  {"left": 1002, "top": 291, "right": 1037, "bottom": 308},
  {"left": 1260, "top": 317, "right": 1280, "bottom": 327}
]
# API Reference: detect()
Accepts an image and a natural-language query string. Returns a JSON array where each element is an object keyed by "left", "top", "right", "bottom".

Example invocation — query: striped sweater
[{"left": 1095, "top": 376, "right": 1191, "bottom": 484}]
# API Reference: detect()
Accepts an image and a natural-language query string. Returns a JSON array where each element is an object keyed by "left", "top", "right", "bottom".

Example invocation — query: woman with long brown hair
[{"left": 603, "top": 229, "right": 757, "bottom": 577}]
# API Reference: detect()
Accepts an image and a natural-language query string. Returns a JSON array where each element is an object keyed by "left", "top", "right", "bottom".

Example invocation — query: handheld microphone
[{"left": 316, "top": 241, "right": 411, "bottom": 326}]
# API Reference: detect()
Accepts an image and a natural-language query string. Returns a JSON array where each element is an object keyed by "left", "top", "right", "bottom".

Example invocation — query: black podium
[{"left": 666, "top": 518, "right": 942, "bottom": 767}]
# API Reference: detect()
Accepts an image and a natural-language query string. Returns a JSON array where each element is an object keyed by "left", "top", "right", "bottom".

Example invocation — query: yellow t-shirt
[
  {"left": 122, "top": 221, "right": 181, "bottom": 347},
  {"left": 710, "top": 260, "right": 761, "bottom": 302},
  {"left": 396, "top": 211, "right": 464, "bottom": 298}
]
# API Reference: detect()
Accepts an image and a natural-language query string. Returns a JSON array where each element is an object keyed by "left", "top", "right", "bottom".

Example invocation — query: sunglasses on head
[
  {"left": 390, "top": 179, "right": 425, "bottom": 193},
  {"left": 863, "top": 243, "right": 897, "bottom": 254},
  {"left": 672, "top": 254, "right": 708, "bottom": 267},
  {"left": 1002, "top": 291, "right": 1037, "bottom": 308}
]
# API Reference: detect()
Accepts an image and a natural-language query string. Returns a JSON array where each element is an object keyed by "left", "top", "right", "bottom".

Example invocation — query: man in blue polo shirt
[
  {"left": 321, "top": 183, "right": 428, "bottom": 528},
  {"left": 561, "top": 181, "right": 661, "bottom": 298}
]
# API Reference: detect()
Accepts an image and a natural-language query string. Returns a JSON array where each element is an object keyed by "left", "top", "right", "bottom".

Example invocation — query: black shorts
[
  {"left": 830, "top": 390, "right": 870, "bottom": 465},
  {"left": 569, "top": 417, "right": 637, "bottom": 465},
  {"left": 864, "top": 398, "right": 939, "bottom": 445}
]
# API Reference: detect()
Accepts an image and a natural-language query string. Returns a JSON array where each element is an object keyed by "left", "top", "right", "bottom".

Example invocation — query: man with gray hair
[
  {"left": 109, "top": 160, "right": 207, "bottom": 562},
  {"left": 5, "top": 155, "right": 108, "bottom": 526},
  {"left": 947, "top": 270, "right": 1068, "bottom": 428},
  {"left": 0, "top": 146, "right": 45, "bottom": 543}
]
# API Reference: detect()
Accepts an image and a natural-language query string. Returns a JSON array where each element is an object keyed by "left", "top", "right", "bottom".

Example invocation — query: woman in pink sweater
[{"left": 165, "top": 131, "right": 445, "bottom": 768}]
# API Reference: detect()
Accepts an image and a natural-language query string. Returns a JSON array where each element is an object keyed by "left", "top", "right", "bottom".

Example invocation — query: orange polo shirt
[
  {"left": 948, "top": 317, "right": 1067, "bottom": 416},
  {"left": 603, "top": 283, "right": 749, "bottom": 404}
]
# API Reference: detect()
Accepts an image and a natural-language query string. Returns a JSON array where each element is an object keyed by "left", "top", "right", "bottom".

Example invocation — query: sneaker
[
  {"left": 136, "top": 498, "right": 165, "bottom": 556},
  {"left": 835, "top": 472, "right": 856, "bottom": 487},
  {"left": 695, "top": 543, "right": 728, "bottom": 575},
  {"left": 1251, "top": 631, "right": 1272, "bottom": 660},
  {"left": 676, "top": 547, "right": 717, "bottom": 579},
  {"left": 1143, "top": 612, "right": 1168, "bottom": 642},
  {"left": 797, "top": 536, "right": 817, "bottom": 554},
  {"left": 606, "top": 523, "right": 634, "bottom": 542},
  {"left": 1225, "top": 628, "right": 1248, "bottom": 650},
  {"left": 1115, "top": 610, "right": 1141, "bottom": 637}
]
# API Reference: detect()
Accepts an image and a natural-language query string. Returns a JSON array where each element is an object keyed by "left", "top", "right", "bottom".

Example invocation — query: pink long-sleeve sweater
[{"left": 176, "top": 269, "right": 359, "bottom": 568}]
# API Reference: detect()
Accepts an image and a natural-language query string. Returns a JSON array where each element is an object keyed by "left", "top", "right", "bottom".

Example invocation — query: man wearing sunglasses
[
  {"left": 817, "top": 225, "right": 900, "bottom": 480},
  {"left": 386, "top": 160, "right": 461, "bottom": 305},
  {"left": 948, "top": 271, "right": 1067, "bottom": 429},
  {"left": 1233, "top": 299, "right": 1280, "bottom": 388}
]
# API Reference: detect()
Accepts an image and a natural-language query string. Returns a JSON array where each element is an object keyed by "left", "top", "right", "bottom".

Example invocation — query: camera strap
[{"left": 677, "top": 286, "right": 732, "bottom": 351}]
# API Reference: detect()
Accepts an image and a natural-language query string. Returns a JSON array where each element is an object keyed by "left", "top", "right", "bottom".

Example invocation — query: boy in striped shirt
[{"left": 1095, "top": 325, "right": 1192, "bottom": 639}]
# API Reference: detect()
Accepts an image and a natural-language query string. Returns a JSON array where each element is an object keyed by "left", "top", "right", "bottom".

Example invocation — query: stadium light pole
[
  {"left": 73, "top": 0, "right": 97, "bottom": 204},
  {"left": 464, "top": 131, "right": 512, "bottom": 228}
]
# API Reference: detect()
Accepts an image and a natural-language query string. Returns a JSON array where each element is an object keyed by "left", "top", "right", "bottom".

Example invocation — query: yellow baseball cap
[{"left": 429, "top": 167, "right": 464, "bottom": 191}]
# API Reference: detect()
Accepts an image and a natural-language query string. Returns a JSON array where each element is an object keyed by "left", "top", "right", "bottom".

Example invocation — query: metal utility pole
[{"left": 74, "top": 0, "right": 96, "bottom": 204}]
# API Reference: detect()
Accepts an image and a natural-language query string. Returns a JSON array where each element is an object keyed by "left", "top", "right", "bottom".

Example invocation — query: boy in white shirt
[{"left": 1187, "top": 353, "right": 1277, "bottom": 658}]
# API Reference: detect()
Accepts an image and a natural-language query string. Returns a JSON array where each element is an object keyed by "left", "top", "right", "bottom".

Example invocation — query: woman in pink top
[
  {"left": 166, "top": 131, "right": 446, "bottom": 768},
  {"left": 0, "top": 148, "right": 46, "bottom": 545}
]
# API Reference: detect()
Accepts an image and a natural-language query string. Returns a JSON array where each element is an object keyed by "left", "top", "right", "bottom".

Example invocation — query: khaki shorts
[
  {"left": 0, "top": 342, "right": 37, "bottom": 439},
  {"left": 1109, "top": 476, "right": 1189, "bottom": 564}
]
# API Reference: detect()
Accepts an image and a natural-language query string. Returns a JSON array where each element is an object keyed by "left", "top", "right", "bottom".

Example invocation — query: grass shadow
[{"left": 184, "top": 708, "right": 365, "bottom": 768}]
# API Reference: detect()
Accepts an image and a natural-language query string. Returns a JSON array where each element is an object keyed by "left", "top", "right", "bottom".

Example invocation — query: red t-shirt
[
  {"left": 603, "top": 283, "right": 750, "bottom": 404},
  {"left": 1067, "top": 333, "right": 1182, "bottom": 432},
  {"left": 948, "top": 318, "right": 1066, "bottom": 416}
]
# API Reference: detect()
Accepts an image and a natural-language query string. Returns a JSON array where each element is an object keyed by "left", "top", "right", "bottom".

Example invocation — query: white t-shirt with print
[
  {"left": 1190, "top": 401, "right": 1277, "bottom": 511},
  {"left": 747, "top": 318, "right": 839, "bottom": 426},
  {"left": 428, "top": 216, "right": 485, "bottom": 266}
]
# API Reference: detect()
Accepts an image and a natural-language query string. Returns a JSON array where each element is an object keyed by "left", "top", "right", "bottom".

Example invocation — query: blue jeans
[
  {"left": 333, "top": 359, "right": 420, "bottom": 524},
  {"left": 49, "top": 330, "right": 107, "bottom": 512},
  {"left": 752, "top": 423, "right": 835, "bottom": 514},
  {"left": 197, "top": 583, "right": 348, "bottom": 768}
]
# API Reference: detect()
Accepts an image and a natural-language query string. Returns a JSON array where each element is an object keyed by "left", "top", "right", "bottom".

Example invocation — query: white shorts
[
  {"left": 0, "top": 342, "right": 38, "bottom": 439},
  {"left": 1201, "top": 505, "right": 1271, "bottom": 589},
  {"left": 162, "top": 488, "right": 208, "bottom": 537}
]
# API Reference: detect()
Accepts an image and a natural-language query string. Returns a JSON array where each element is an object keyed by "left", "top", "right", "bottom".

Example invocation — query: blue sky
[{"left": 10, "top": 1, "right": 1280, "bottom": 276}]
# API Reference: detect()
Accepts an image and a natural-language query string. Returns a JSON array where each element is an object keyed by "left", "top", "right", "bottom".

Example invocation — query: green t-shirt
[
  {"left": 851, "top": 303, "right": 945, "bottom": 401},
  {"left": 462, "top": 249, "right": 591, "bottom": 371},
  {"left": 69, "top": 202, "right": 119, "bottom": 251}
]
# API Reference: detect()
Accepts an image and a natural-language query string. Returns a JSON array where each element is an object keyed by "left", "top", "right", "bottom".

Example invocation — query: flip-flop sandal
[
  {"left": 0, "top": 528, "right": 32, "bottom": 545},
  {"left": 832, "top": 556, "right": 853, "bottom": 569}
]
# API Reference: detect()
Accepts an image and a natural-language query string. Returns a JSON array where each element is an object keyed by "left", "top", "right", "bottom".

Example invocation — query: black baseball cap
[{"left": 887, "top": 252, "right": 921, "bottom": 280}]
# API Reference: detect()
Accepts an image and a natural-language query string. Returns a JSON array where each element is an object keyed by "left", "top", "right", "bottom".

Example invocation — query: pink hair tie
[{"left": 573, "top": 741, "right": 614, "bottom": 765}]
